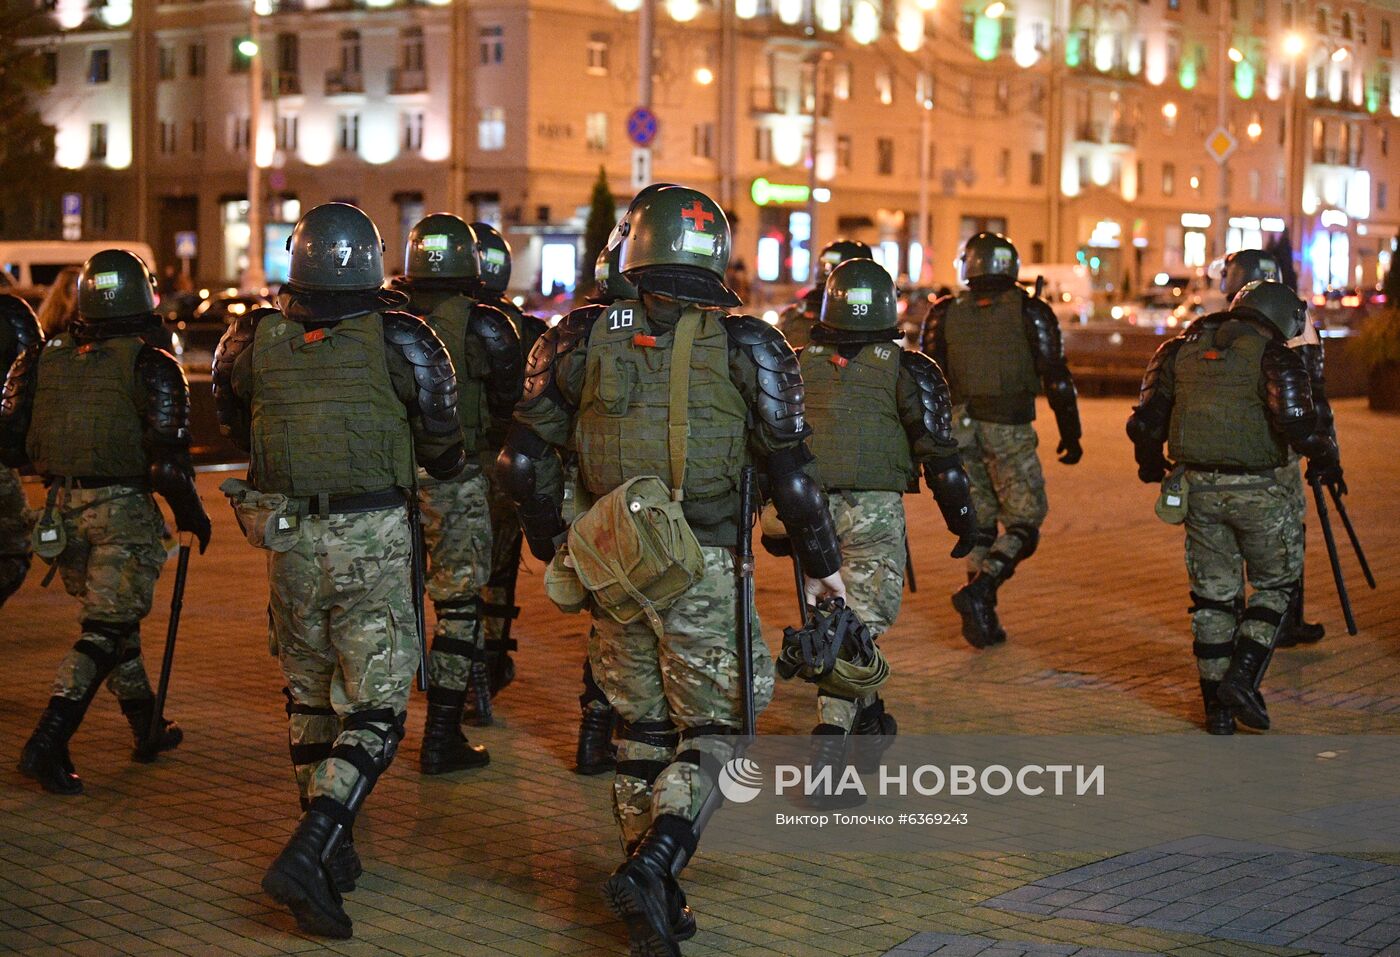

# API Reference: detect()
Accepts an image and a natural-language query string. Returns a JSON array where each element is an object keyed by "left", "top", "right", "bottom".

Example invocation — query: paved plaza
[{"left": 1, "top": 397, "right": 1397, "bottom": 957}]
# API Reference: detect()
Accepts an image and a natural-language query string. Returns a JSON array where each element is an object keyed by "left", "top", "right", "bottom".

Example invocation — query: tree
[
  {"left": 0, "top": 8, "right": 58, "bottom": 238},
  {"left": 1385, "top": 230, "right": 1400, "bottom": 304},
  {"left": 1266, "top": 227, "right": 1299, "bottom": 294},
  {"left": 578, "top": 166, "right": 616, "bottom": 299}
]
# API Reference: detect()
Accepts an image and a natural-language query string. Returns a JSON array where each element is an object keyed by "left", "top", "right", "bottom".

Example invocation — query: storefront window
[{"left": 539, "top": 241, "right": 577, "bottom": 296}]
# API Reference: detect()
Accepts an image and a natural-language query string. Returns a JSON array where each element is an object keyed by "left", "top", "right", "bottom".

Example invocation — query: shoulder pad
[
  {"left": 467, "top": 301, "right": 522, "bottom": 358},
  {"left": 2, "top": 305, "right": 41, "bottom": 354},
  {"left": 1023, "top": 294, "right": 1058, "bottom": 327},
  {"left": 136, "top": 345, "right": 191, "bottom": 439},
  {"left": 212, "top": 312, "right": 262, "bottom": 378},
  {"left": 901, "top": 349, "right": 953, "bottom": 437},
  {"left": 382, "top": 310, "right": 458, "bottom": 433},
  {"left": 727, "top": 315, "right": 806, "bottom": 436},
  {"left": 523, "top": 306, "right": 599, "bottom": 403},
  {"left": 383, "top": 310, "right": 449, "bottom": 366}
]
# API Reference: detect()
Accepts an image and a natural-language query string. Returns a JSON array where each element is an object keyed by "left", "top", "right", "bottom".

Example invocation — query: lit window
[
  {"left": 402, "top": 111, "right": 424, "bottom": 152},
  {"left": 478, "top": 107, "right": 505, "bottom": 151},
  {"left": 586, "top": 111, "right": 608, "bottom": 152},
  {"left": 832, "top": 63, "right": 851, "bottom": 101},
  {"left": 539, "top": 242, "right": 577, "bottom": 296},
  {"left": 1183, "top": 230, "right": 1207, "bottom": 267},
  {"left": 876, "top": 70, "right": 892, "bottom": 105},
  {"left": 338, "top": 112, "right": 359, "bottom": 152}
]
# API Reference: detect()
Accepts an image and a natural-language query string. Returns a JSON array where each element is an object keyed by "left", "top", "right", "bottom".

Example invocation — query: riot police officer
[
  {"left": 0, "top": 295, "right": 42, "bottom": 606},
  {"left": 921, "top": 233, "right": 1081, "bottom": 648},
  {"left": 472, "top": 220, "right": 548, "bottom": 707},
  {"left": 498, "top": 184, "right": 845, "bottom": 956},
  {"left": 1127, "top": 281, "right": 1338, "bottom": 734},
  {"left": 213, "top": 203, "right": 465, "bottom": 938},
  {"left": 793, "top": 258, "right": 975, "bottom": 741},
  {"left": 775, "top": 238, "right": 874, "bottom": 349},
  {"left": 1214, "top": 248, "right": 1334, "bottom": 647},
  {"left": 390, "top": 213, "right": 522, "bottom": 760},
  {"left": 7, "top": 250, "right": 210, "bottom": 795}
]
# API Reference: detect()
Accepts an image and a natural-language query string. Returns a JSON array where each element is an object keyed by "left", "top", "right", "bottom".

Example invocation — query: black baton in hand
[
  {"left": 736, "top": 467, "right": 758, "bottom": 740},
  {"left": 137, "top": 535, "right": 191, "bottom": 762},
  {"left": 1327, "top": 483, "right": 1376, "bottom": 590},
  {"left": 1310, "top": 476, "right": 1357, "bottom": 636}
]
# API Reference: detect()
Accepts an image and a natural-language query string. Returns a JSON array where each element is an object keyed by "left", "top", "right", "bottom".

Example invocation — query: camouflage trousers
[
  {"left": 953, "top": 409, "right": 1048, "bottom": 579},
  {"left": 589, "top": 545, "right": 773, "bottom": 850},
  {"left": 0, "top": 467, "right": 33, "bottom": 605},
  {"left": 817, "top": 491, "right": 905, "bottom": 732},
  {"left": 46, "top": 487, "right": 166, "bottom": 706},
  {"left": 1183, "top": 471, "right": 1303, "bottom": 681},
  {"left": 269, "top": 506, "right": 418, "bottom": 809},
  {"left": 419, "top": 470, "right": 492, "bottom": 692}
]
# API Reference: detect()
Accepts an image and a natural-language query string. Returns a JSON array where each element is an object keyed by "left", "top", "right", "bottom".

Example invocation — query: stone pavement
[{"left": 0, "top": 397, "right": 1396, "bottom": 957}]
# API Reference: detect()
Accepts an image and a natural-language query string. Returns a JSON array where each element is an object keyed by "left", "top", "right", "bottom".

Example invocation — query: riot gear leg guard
[
  {"left": 419, "top": 686, "right": 489, "bottom": 774},
  {"left": 576, "top": 660, "right": 616, "bottom": 776},
  {"left": 120, "top": 696, "right": 183, "bottom": 761},
  {"left": 1276, "top": 579, "right": 1325, "bottom": 648},
  {"left": 1218, "top": 604, "right": 1283, "bottom": 730},
  {"left": 851, "top": 694, "right": 897, "bottom": 773}
]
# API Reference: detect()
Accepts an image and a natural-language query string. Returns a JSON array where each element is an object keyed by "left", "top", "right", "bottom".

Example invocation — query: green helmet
[
  {"left": 958, "top": 232, "right": 1019, "bottom": 287},
  {"left": 404, "top": 213, "right": 480, "bottom": 281},
  {"left": 471, "top": 222, "right": 512, "bottom": 294},
  {"left": 1231, "top": 280, "right": 1307, "bottom": 339},
  {"left": 286, "top": 202, "right": 385, "bottom": 292},
  {"left": 78, "top": 249, "right": 158, "bottom": 320},
  {"left": 815, "top": 239, "right": 874, "bottom": 286},
  {"left": 594, "top": 243, "right": 638, "bottom": 303},
  {"left": 1218, "top": 248, "right": 1282, "bottom": 299},
  {"left": 619, "top": 185, "right": 738, "bottom": 307},
  {"left": 820, "top": 259, "right": 897, "bottom": 333}
]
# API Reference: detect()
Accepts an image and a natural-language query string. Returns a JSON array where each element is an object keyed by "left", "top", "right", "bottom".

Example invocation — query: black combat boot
[
  {"left": 18, "top": 697, "right": 86, "bottom": 796},
  {"left": 952, "top": 572, "right": 1006, "bottom": 648},
  {"left": 1217, "top": 639, "right": 1272, "bottom": 730},
  {"left": 575, "top": 705, "right": 617, "bottom": 776},
  {"left": 462, "top": 660, "right": 494, "bottom": 727},
  {"left": 121, "top": 697, "right": 183, "bottom": 763},
  {"left": 851, "top": 697, "right": 898, "bottom": 774},
  {"left": 604, "top": 814, "right": 696, "bottom": 957},
  {"left": 261, "top": 809, "right": 353, "bottom": 939},
  {"left": 420, "top": 687, "right": 489, "bottom": 774},
  {"left": 1199, "top": 680, "right": 1235, "bottom": 735},
  {"left": 804, "top": 723, "right": 863, "bottom": 809},
  {"left": 299, "top": 797, "right": 361, "bottom": 892}
]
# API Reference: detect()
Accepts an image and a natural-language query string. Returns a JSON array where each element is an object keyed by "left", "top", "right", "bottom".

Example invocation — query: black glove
[
  {"left": 177, "top": 508, "right": 211, "bottom": 555},
  {"left": 1137, "top": 458, "right": 1168, "bottom": 484},
  {"left": 1056, "top": 437, "right": 1083, "bottom": 466},
  {"left": 950, "top": 529, "right": 975, "bottom": 559},
  {"left": 1305, "top": 458, "right": 1346, "bottom": 496},
  {"left": 518, "top": 495, "right": 564, "bottom": 563},
  {"left": 760, "top": 533, "right": 792, "bottom": 558}
]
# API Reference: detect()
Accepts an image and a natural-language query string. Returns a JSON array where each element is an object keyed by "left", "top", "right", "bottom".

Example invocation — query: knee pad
[
  {"left": 616, "top": 718, "right": 679, "bottom": 751},
  {"left": 1005, "top": 524, "right": 1040, "bottom": 562},
  {"left": 972, "top": 527, "right": 997, "bottom": 551},
  {"left": 1188, "top": 592, "right": 1239, "bottom": 619}
]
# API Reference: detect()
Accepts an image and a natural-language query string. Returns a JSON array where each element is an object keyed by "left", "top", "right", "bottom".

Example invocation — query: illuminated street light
[
  {"left": 1247, "top": 119, "right": 1263, "bottom": 140},
  {"left": 666, "top": 0, "right": 698, "bottom": 21},
  {"left": 237, "top": 38, "right": 259, "bottom": 58},
  {"left": 611, "top": 0, "right": 642, "bottom": 11},
  {"left": 984, "top": 1, "right": 1006, "bottom": 18},
  {"left": 917, "top": 0, "right": 938, "bottom": 8},
  {"left": 1331, "top": 47, "right": 1349, "bottom": 62},
  {"left": 1161, "top": 101, "right": 1178, "bottom": 120},
  {"left": 693, "top": 66, "right": 714, "bottom": 85},
  {"left": 1282, "top": 32, "right": 1306, "bottom": 57},
  {"left": 1228, "top": 47, "right": 1243, "bottom": 63}
]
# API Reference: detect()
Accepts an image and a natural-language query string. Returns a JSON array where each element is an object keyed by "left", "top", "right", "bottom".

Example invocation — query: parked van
[{"left": 0, "top": 240, "right": 158, "bottom": 300}]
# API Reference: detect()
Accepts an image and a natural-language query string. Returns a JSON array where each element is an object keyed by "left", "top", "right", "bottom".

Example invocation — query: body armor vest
[
  {"left": 249, "top": 311, "right": 414, "bottom": 496},
  {"left": 942, "top": 288, "right": 1040, "bottom": 403},
  {"left": 800, "top": 342, "right": 912, "bottom": 492},
  {"left": 1168, "top": 323, "right": 1286, "bottom": 469},
  {"left": 418, "top": 293, "right": 486, "bottom": 455},
  {"left": 28, "top": 334, "right": 147, "bottom": 479},
  {"left": 574, "top": 300, "right": 747, "bottom": 524}
]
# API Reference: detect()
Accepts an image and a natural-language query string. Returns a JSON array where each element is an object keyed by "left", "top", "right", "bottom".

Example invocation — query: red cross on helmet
[{"left": 618, "top": 185, "right": 739, "bottom": 308}]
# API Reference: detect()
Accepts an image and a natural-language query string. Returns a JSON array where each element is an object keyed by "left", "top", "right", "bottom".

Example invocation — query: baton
[
  {"left": 1327, "top": 484, "right": 1376, "bottom": 590},
  {"left": 790, "top": 552, "right": 808, "bottom": 624},
  {"left": 1310, "top": 477, "right": 1357, "bottom": 636},
  {"left": 408, "top": 491, "right": 430, "bottom": 692},
  {"left": 904, "top": 538, "right": 918, "bottom": 594},
  {"left": 736, "top": 467, "right": 758, "bottom": 740},
  {"left": 137, "top": 535, "right": 191, "bottom": 762}
]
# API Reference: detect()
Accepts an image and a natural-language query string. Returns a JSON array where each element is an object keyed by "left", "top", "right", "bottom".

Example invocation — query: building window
[
  {"left": 230, "top": 36, "right": 251, "bottom": 74},
  {"left": 402, "top": 111, "right": 423, "bottom": 152},
  {"left": 278, "top": 114, "right": 298, "bottom": 151},
  {"left": 478, "top": 107, "right": 505, "bottom": 150},
  {"left": 87, "top": 122, "right": 107, "bottom": 160},
  {"left": 188, "top": 43, "right": 205, "bottom": 78},
  {"left": 997, "top": 148, "right": 1011, "bottom": 183},
  {"left": 1162, "top": 162, "right": 1176, "bottom": 196},
  {"left": 480, "top": 26, "right": 504, "bottom": 66},
  {"left": 1028, "top": 80, "right": 1045, "bottom": 115},
  {"left": 276, "top": 32, "right": 298, "bottom": 77},
  {"left": 587, "top": 33, "right": 609, "bottom": 75},
  {"left": 40, "top": 51, "right": 57, "bottom": 85},
  {"left": 158, "top": 45, "right": 176, "bottom": 80},
  {"left": 692, "top": 122, "right": 714, "bottom": 159},
  {"left": 1379, "top": 182, "right": 1389, "bottom": 210},
  {"left": 338, "top": 113, "right": 360, "bottom": 152},
  {"left": 1249, "top": 168, "right": 1261, "bottom": 201},
  {"left": 338, "top": 29, "right": 361, "bottom": 76},
  {"left": 159, "top": 120, "right": 177, "bottom": 155},
  {"left": 875, "top": 69, "right": 892, "bottom": 105},
  {"left": 916, "top": 72, "right": 934, "bottom": 108},
  {"left": 401, "top": 26, "right": 424, "bottom": 72},
  {"left": 876, "top": 137, "right": 894, "bottom": 175},
  {"left": 230, "top": 114, "right": 251, "bottom": 151},
  {"left": 995, "top": 78, "right": 1010, "bottom": 113},
  {"left": 754, "top": 126, "right": 772, "bottom": 163},
  {"left": 837, "top": 134, "right": 852, "bottom": 170},
  {"left": 586, "top": 111, "right": 608, "bottom": 152},
  {"left": 88, "top": 193, "right": 108, "bottom": 233},
  {"left": 832, "top": 62, "right": 852, "bottom": 101},
  {"left": 88, "top": 48, "right": 110, "bottom": 84},
  {"left": 1029, "top": 151, "right": 1045, "bottom": 186},
  {"left": 1383, "top": 19, "right": 1393, "bottom": 51},
  {"left": 190, "top": 119, "right": 205, "bottom": 153}
]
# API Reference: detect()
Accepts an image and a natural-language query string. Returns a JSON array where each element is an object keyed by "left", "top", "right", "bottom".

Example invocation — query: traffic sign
[
  {"left": 175, "top": 231, "right": 198, "bottom": 260},
  {"left": 61, "top": 192, "right": 81, "bottom": 241},
  {"left": 631, "top": 147, "right": 652, "bottom": 190},
  {"left": 1205, "top": 127, "right": 1238, "bottom": 164},
  {"left": 626, "top": 107, "right": 659, "bottom": 147},
  {"left": 62, "top": 193, "right": 82, "bottom": 218}
]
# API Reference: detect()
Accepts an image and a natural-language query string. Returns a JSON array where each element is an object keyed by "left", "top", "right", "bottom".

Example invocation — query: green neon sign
[
  {"left": 972, "top": 15, "right": 1002, "bottom": 62},
  {"left": 751, "top": 177, "right": 811, "bottom": 206},
  {"left": 1234, "top": 60, "right": 1255, "bottom": 100}
]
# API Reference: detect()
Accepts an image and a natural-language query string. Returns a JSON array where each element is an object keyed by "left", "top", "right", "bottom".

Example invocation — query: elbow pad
[
  {"left": 768, "top": 467, "right": 840, "bottom": 579},
  {"left": 421, "top": 444, "right": 466, "bottom": 482},
  {"left": 924, "top": 459, "right": 975, "bottom": 539},
  {"left": 383, "top": 311, "right": 460, "bottom": 437},
  {"left": 470, "top": 303, "right": 525, "bottom": 418},
  {"left": 1262, "top": 342, "right": 1319, "bottom": 444},
  {"left": 1049, "top": 383, "right": 1082, "bottom": 442}
]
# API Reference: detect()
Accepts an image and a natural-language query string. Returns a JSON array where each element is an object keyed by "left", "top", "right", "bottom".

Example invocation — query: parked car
[
  {"left": 0, "top": 240, "right": 158, "bottom": 302},
  {"left": 165, "top": 290, "right": 269, "bottom": 373}
]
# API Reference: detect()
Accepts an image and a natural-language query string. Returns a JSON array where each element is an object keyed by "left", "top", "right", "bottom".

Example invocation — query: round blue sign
[{"left": 627, "top": 108, "right": 659, "bottom": 147}]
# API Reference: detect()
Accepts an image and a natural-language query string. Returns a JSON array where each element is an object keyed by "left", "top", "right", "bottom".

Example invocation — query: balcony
[
  {"left": 389, "top": 67, "right": 427, "bottom": 95},
  {"left": 1311, "top": 146, "right": 1361, "bottom": 167},
  {"left": 1074, "top": 120, "right": 1138, "bottom": 148},
  {"left": 266, "top": 72, "right": 302, "bottom": 96},
  {"left": 750, "top": 87, "right": 790, "bottom": 115},
  {"left": 325, "top": 69, "right": 364, "bottom": 95}
]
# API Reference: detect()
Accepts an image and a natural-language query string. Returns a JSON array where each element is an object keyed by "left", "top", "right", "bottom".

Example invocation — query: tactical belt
[
  {"left": 302, "top": 488, "right": 405, "bottom": 516},
  {"left": 1181, "top": 464, "right": 1277, "bottom": 476},
  {"left": 46, "top": 475, "right": 149, "bottom": 490}
]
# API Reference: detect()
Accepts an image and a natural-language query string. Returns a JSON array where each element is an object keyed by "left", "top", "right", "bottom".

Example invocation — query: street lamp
[
  {"left": 1282, "top": 31, "right": 1306, "bottom": 58},
  {"left": 243, "top": 1, "right": 265, "bottom": 292},
  {"left": 985, "top": 1, "right": 1006, "bottom": 18}
]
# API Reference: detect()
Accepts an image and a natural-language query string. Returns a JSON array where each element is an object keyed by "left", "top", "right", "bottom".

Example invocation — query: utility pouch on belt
[
  {"left": 1155, "top": 465, "right": 1190, "bottom": 525},
  {"left": 220, "top": 477, "right": 301, "bottom": 552},
  {"left": 31, "top": 482, "right": 68, "bottom": 561},
  {"left": 553, "top": 308, "right": 707, "bottom": 633}
]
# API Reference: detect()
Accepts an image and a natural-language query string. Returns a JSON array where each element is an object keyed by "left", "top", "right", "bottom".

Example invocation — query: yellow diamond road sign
[{"left": 1206, "top": 127, "right": 1238, "bottom": 163}]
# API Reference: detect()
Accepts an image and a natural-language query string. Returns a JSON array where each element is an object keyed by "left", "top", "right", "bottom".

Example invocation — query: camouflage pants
[
  {"left": 817, "top": 491, "right": 905, "bottom": 731},
  {"left": 589, "top": 545, "right": 773, "bottom": 849},
  {"left": 0, "top": 467, "right": 33, "bottom": 605},
  {"left": 269, "top": 506, "right": 418, "bottom": 808},
  {"left": 419, "top": 470, "right": 492, "bottom": 692},
  {"left": 953, "top": 408, "right": 1048, "bottom": 578},
  {"left": 47, "top": 488, "right": 166, "bottom": 705},
  {"left": 1183, "top": 471, "right": 1303, "bottom": 681}
]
